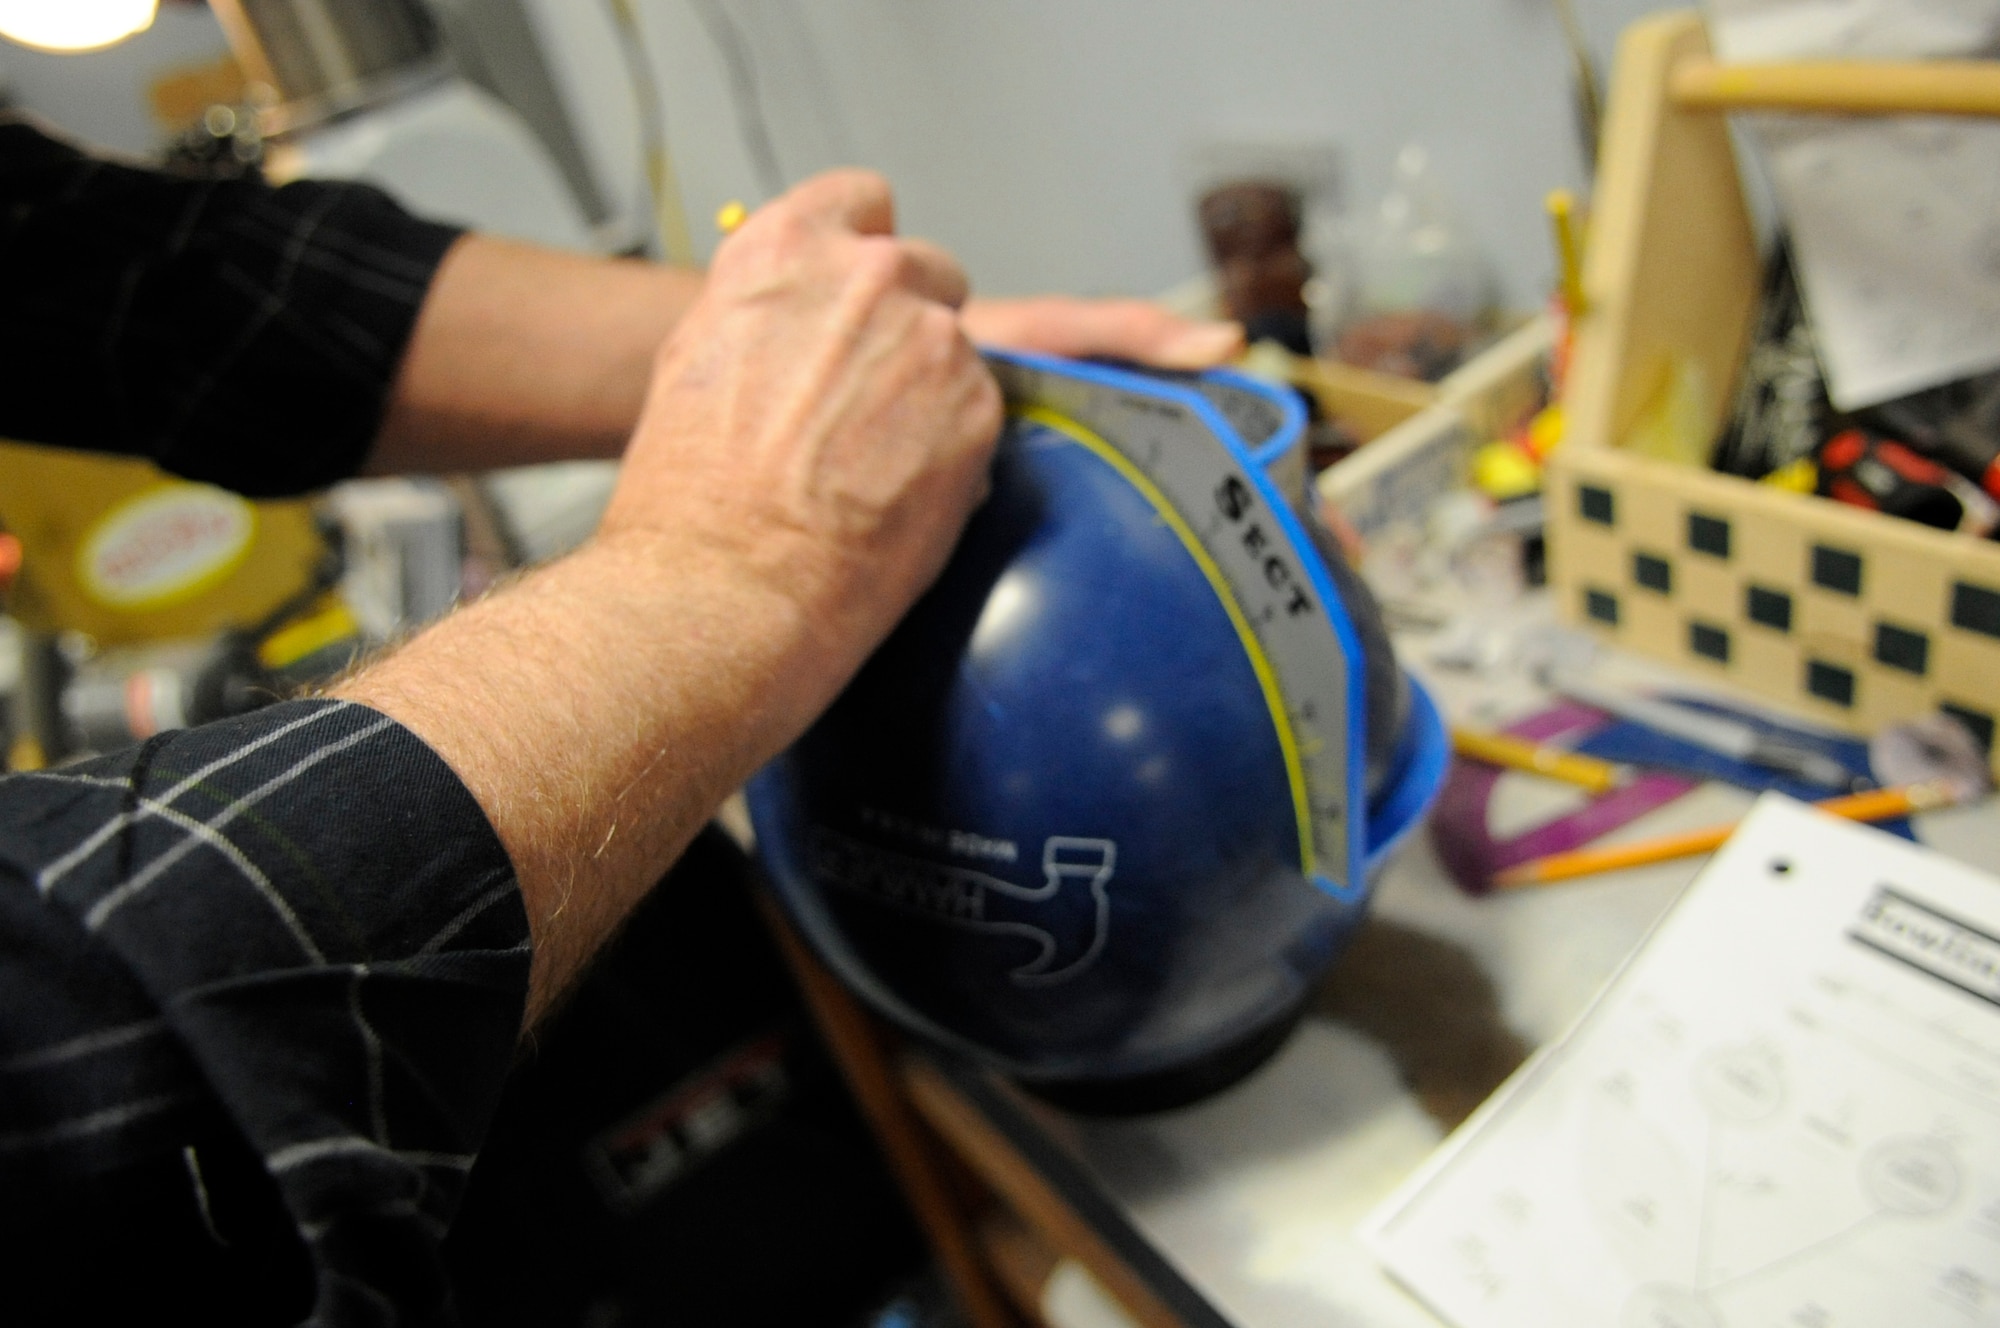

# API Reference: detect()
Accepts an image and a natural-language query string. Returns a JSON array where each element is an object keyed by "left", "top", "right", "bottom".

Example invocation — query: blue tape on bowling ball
[{"left": 748, "top": 351, "right": 1448, "bottom": 1088}]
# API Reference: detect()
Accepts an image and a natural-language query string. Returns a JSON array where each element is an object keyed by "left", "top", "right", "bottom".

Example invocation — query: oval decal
[{"left": 77, "top": 484, "right": 257, "bottom": 610}]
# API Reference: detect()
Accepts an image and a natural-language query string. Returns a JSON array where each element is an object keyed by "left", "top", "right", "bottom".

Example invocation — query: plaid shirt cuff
[{"left": 0, "top": 698, "right": 528, "bottom": 1322}]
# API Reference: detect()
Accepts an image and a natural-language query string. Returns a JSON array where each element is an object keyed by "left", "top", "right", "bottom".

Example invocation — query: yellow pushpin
[{"left": 715, "top": 199, "right": 748, "bottom": 235}]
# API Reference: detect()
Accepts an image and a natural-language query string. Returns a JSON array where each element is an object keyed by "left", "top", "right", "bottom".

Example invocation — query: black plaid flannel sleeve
[
  {"left": 0, "top": 699, "right": 531, "bottom": 1323},
  {"left": 0, "top": 116, "right": 463, "bottom": 496},
  {"left": 0, "top": 119, "right": 536, "bottom": 1323}
]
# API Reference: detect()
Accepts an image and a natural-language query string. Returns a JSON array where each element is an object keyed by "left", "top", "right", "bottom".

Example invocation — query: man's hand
[
  {"left": 601, "top": 171, "right": 1001, "bottom": 711},
  {"left": 339, "top": 171, "right": 1000, "bottom": 1020},
  {"left": 342, "top": 170, "right": 1244, "bottom": 1020}
]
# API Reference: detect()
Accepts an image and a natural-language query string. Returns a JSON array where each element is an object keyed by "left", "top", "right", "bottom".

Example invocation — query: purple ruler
[{"left": 1429, "top": 701, "right": 1698, "bottom": 895}]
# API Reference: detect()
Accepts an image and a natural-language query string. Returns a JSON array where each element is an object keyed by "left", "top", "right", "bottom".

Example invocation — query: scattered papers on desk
[
  {"left": 1364, "top": 795, "right": 2000, "bottom": 1327},
  {"left": 1705, "top": 0, "right": 2000, "bottom": 409}
]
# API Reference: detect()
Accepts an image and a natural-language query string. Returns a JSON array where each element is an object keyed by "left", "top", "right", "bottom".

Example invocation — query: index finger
[
  {"left": 960, "top": 297, "right": 1245, "bottom": 368},
  {"left": 777, "top": 168, "right": 896, "bottom": 237}
]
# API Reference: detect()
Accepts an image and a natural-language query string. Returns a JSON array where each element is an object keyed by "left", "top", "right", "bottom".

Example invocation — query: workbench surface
[{"left": 1005, "top": 605, "right": 2000, "bottom": 1327}]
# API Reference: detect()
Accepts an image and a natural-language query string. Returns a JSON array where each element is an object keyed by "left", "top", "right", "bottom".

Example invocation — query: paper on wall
[
  {"left": 1705, "top": 0, "right": 2000, "bottom": 410},
  {"left": 1709, "top": 0, "right": 2000, "bottom": 61},
  {"left": 1363, "top": 795, "right": 2000, "bottom": 1327}
]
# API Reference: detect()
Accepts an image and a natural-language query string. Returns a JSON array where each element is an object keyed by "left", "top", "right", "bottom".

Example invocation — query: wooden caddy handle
[{"left": 1671, "top": 58, "right": 2000, "bottom": 118}]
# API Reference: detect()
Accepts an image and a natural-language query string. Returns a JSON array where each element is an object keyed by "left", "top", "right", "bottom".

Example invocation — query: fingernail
[{"left": 1163, "top": 322, "right": 1245, "bottom": 366}]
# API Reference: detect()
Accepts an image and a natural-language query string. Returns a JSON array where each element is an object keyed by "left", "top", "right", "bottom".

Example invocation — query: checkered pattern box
[
  {"left": 1548, "top": 447, "right": 2000, "bottom": 772},
  {"left": 1548, "top": 10, "right": 2000, "bottom": 777}
]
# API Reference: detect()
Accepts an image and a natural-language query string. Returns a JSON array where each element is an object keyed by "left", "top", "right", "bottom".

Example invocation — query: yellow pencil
[
  {"left": 1493, "top": 780, "right": 1963, "bottom": 889},
  {"left": 1452, "top": 727, "right": 1627, "bottom": 796}
]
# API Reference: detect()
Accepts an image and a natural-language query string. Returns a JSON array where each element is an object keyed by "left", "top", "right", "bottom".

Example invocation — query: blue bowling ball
[{"left": 749, "top": 356, "right": 1446, "bottom": 1110}]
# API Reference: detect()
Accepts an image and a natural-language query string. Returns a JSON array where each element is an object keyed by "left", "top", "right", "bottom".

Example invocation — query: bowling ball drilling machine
[{"left": 750, "top": 353, "right": 1449, "bottom": 1113}]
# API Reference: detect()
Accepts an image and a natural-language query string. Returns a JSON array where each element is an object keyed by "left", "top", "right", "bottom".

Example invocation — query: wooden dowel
[
  {"left": 1671, "top": 58, "right": 2000, "bottom": 118},
  {"left": 756, "top": 895, "right": 1023, "bottom": 1328},
  {"left": 901, "top": 1059, "right": 1189, "bottom": 1328}
]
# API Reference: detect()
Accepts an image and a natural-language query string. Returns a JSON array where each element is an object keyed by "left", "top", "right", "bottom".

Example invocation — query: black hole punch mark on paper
[
  {"left": 1689, "top": 621, "right": 1731, "bottom": 663},
  {"left": 1952, "top": 581, "right": 2000, "bottom": 639},
  {"left": 1746, "top": 584, "right": 1793, "bottom": 633},
  {"left": 1942, "top": 703, "right": 1995, "bottom": 755},
  {"left": 1811, "top": 545, "right": 1864, "bottom": 597},
  {"left": 1874, "top": 622, "right": 1930, "bottom": 676},
  {"left": 1633, "top": 552, "right": 1672, "bottom": 594},
  {"left": 1579, "top": 485, "right": 1616, "bottom": 526},
  {"left": 1806, "top": 659, "right": 1856, "bottom": 708},
  {"left": 1585, "top": 588, "right": 1620, "bottom": 626},
  {"left": 1687, "top": 512, "right": 1731, "bottom": 558}
]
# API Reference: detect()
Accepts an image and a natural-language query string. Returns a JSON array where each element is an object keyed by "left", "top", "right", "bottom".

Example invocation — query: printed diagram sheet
[{"left": 1366, "top": 797, "right": 2000, "bottom": 1327}]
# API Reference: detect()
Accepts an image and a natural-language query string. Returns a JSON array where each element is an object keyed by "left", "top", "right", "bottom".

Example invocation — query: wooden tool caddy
[{"left": 1551, "top": 9, "right": 2000, "bottom": 776}]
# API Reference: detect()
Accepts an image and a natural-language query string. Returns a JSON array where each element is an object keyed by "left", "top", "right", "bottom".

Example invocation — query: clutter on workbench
[
  {"left": 1248, "top": 340, "right": 1436, "bottom": 478},
  {"left": 1713, "top": 245, "right": 2000, "bottom": 536},
  {"left": 1707, "top": 0, "right": 2000, "bottom": 413},
  {"left": 1431, "top": 191, "right": 1579, "bottom": 507},
  {"left": 1448, "top": 726, "right": 1628, "bottom": 794},
  {"left": 1196, "top": 167, "right": 1571, "bottom": 553},
  {"left": 1547, "top": 666, "right": 1862, "bottom": 789},
  {"left": 0, "top": 434, "right": 510, "bottom": 766},
  {"left": 1423, "top": 590, "right": 1993, "bottom": 892},
  {"left": 1335, "top": 146, "right": 1496, "bottom": 383},
  {"left": 1493, "top": 777, "right": 1965, "bottom": 887},
  {"left": 1430, "top": 676, "right": 1884, "bottom": 894},
  {"left": 1545, "top": 10, "right": 2000, "bottom": 777},
  {"left": 1354, "top": 491, "right": 1547, "bottom": 663},
  {"left": 1197, "top": 180, "right": 1315, "bottom": 357},
  {"left": 1183, "top": 137, "right": 1349, "bottom": 346},
  {"left": 1191, "top": 167, "right": 1422, "bottom": 476},
  {"left": 1469, "top": 401, "right": 1563, "bottom": 503},
  {"left": 1337, "top": 310, "right": 1477, "bottom": 385},
  {"left": 1371, "top": 796, "right": 2000, "bottom": 1328},
  {"left": 1198, "top": 143, "right": 1547, "bottom": 497}
]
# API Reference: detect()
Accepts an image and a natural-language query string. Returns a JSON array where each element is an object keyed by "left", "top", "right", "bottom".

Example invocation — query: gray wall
[
  {"left": 629, "top": 1, "right": 1674, "bottom": 306},
  {"left": 4, "top": 2, "right": 1676, "bottom": 307}
]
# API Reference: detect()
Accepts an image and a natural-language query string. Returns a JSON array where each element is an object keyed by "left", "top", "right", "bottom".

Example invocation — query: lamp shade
[{"left": 0, "top": 0, "right": 156, "bottom": 53}]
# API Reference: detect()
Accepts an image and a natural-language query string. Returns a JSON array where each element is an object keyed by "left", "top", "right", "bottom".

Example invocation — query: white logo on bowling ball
[{"left": 811, "top": 830, "right": 1115, "bottom": 986}]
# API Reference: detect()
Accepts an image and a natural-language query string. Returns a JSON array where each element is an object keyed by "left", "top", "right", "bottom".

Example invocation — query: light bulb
[{"left": 0, "top": 0, "right": 159, "bottom": 54}]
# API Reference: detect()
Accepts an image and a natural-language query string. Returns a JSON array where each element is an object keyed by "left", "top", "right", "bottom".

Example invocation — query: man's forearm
[
  {"left": 339, "top": 178, "right": 1245, "bottom": 1024},
  {"left": 367, "top": 235, "right": 1243, "bottom": 479},
  {"left": 334, "top": 533, "right": 818, "bottom": 1023},
  {"left": 368, "top": 234, "right": 706, "bottom": 474},
  {"left": 341, "top": 173, "right": 1002, "bottom": 1024}
]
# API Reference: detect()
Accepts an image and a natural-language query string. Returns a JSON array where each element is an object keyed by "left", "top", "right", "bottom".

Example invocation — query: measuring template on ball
[{"left": 1366, "top": 795, "right": 2000, "bottom": 1328}]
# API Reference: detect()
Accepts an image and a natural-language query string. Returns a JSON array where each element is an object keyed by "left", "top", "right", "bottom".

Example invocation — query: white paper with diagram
[{"left": 1364, "top": 795, "right": 2000, "bottom": 1328}]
